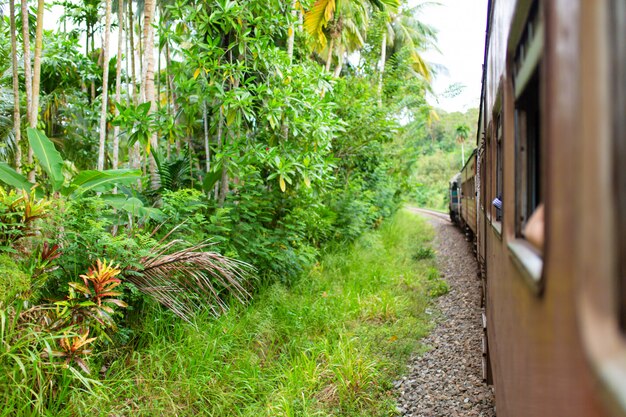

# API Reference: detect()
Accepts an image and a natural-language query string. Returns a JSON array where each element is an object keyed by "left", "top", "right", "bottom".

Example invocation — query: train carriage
[
  {"left": 460, "top": 149, "right": 478, "bottom": 239},
  {"left": 449, "top": 173, "right": 461, "bottom": 223},
  {"left": 456, "top": 0, "right": 626, "bottom": 416}
]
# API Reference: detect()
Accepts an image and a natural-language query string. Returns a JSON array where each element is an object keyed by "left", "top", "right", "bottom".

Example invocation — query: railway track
[{"left": 407, "top": 207, "right": 451, "bottom": 222}]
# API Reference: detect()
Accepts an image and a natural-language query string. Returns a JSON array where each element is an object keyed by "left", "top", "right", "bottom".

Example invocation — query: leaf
[
  {"left": 73, "top": 357, "right": 91, "bottom": 374},
  {"left": 303, "top": 0, "right": 334, "bottom": 49},
  {"left": 226, "top": 109, "right": 237, "bottom": 126},
  {"left": 103, "top": 298, "right": 128, "bottom": 308},
  {"left": 68, "top": 282, "right": 91, "bottom": 295},
  {"left": 72, "top": 170, "right": 141, "bottom": 196},
  {"left": 27, "top": 128, "right": 64, "bottom": 191},
  {"left": 121, "top": 197, "right": 144, "bottom": 213},
  {"left": 139, "top": 207, "right": 165, "bottom": 221},
  {"left": 193, "top": 68, "right": 201, "bottom": 80},
  {"left": 137, "top": 102, "right": 152, "bottom": 115},
  {"left": 279, "top": 175, "right": 286, "bottom": 192},
  {"left": 100, "top": 193, "right": 128, "bottom": 209},
  {"left": 202, "top": 168, "right": 223, "bottom": 193},
  {"left": 0, "top": 163, "right": 35, "bottom": 191},
  {"left": 303, "top": 176, "right": 311, "bottom": 188}
]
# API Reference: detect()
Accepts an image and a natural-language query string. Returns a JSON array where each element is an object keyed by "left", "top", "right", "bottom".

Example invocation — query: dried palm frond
[{"left": 128, "top": 240, "right": 254, "bottom": 323}]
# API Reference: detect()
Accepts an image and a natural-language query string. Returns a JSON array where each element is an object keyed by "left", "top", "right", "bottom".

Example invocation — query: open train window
[
  {"left": 513, "top": 1, "right": 543, "bottom": 252},
  {"left": 515, "top": 71, "right": 541, "bottom": 231},
  {"left": 495, "top": 114, "right": 503, "bottom": 222},
  {"left": 507, "top": 0, "right": 544, "bottom": 289},
  {"left": 613, "top": 0, "right": 626, "bottom": 332}
]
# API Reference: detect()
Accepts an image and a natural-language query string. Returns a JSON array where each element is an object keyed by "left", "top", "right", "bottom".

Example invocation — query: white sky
[{"left": 418, "top": 0, "right": 488, "bottom": 113}]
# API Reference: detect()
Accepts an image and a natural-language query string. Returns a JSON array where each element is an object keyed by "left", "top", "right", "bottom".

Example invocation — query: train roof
[
  {"left": 449, "top": 173, "right": 462, "bottom": 185},
  {"left": 461, "top": 148, "right": 477, "bottom": 172}
]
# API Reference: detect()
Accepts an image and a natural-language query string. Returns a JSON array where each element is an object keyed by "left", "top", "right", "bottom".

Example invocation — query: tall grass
[{"left": 3, "top": 209, "right": 447, "bottom": 416}]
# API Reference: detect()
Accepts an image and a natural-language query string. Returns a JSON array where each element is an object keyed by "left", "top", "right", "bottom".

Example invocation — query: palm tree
[
  {"left": 9, "top": 0, "right": 21, "bottom": 172},
  {"left": 304, "top": 0, "right": 399, "bottom": 74},
  {"left": 112, "top": 0, "right": 124, "bottom": 169},
  {"left": 455, "top": 123, "right": 470, "bottom": 165},
  {"left": 20, "top": 0, "right": 33, "bottom": 180},
  {"left": 376, "top": 4, "right": 435, "bottom": 105},
  {"left": 31, "top": 0, "right": 44, "bottom": 130},
  {"left": 140, "top": 0, "right": 159, "bottom": 189},
  {"left": 97, "top": 0, "right": 113, "bottom": 171},
  {"left": 286, "top": 0, "right": 298, "bottom": 62}
]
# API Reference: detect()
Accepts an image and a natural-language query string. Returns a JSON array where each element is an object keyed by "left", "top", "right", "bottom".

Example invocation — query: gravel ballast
[{"left": 395, "top": 209, "right": 496, "bottom": 417}]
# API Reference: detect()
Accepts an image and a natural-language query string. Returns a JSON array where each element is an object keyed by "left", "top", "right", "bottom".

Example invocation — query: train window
[
  {"left": 513, "top": 1, "right": 543, "bottom": 247},
  {"left": 613, "top": 0, "right": 626, "bottom": 332},
  {"left": 495, "top": 115, "right": 503, "bottom": 222}
]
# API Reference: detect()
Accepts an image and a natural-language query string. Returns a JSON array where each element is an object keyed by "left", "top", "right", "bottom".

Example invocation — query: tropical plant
[
  {"left": 455, "top": 123, "right": 470, "bottom": 164},
  {"left": 0, "top": 128, "right": 141, "bottom": 197},
  {"left": 304, "top": 0, "right": 400, "bottom": 73}
]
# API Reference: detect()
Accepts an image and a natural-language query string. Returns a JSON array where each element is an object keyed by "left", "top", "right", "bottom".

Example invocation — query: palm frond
[
  {"left": 304, "top": 0, "right": 336, "bottom": 50},
  {"left": 129, "top": 240, "right": 254, "bottom": 323},
  {"left": 154, "top": 151, "right": 192, "bottom": 192}
]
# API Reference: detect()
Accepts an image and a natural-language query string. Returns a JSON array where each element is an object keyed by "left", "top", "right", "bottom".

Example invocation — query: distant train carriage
[
  {"left": 448, "top": 173, "right": 461, "bottom": 223},
  {"left": 452, "top": 1, "right": 626, "bottom": 416},
  {"left": 460, "top": 149, "right": 477, "bottom": 239}
]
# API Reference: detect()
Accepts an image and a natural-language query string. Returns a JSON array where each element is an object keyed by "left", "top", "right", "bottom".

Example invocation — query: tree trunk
[
  {"left": 138, "top": 10, "right": 143, "bottom": 97},
  {"left": 214, "top": 107, "right": 223, "bottom": 200},
  {"left": 21, "top": 0, "right": 34, "bottom": 181},
  {"left": 9, "top": 0, "right": 21, "bottom": 173},
  {"left": 98, "top": 0, "right": 113, "bottom": 171},
  {"left": 325, "top": 38, "right": 335, "bottom": 72},
  {"left": 31, "top": 0, "right": 44, "bottom": 127},
  {"left": 90, "top": 28, "right": 96, "bottom": 103},
  {"left": 461, "top": 142, "right": 465, "bottom": 167},
  {"left": 113, "top": 0, "right": 124, "bottom": 170},
  {"left": 333, "top": 53, "right": 343, "bottom": 77},
  {"left": 140, "top": 0, "right": 159, "bottom": 189},
  {"left": 128, "top": 0, "right": 138, "bottom": 105},
  {"left": 377, "top": 31, "right": 387, "bottom": 107},
  {"left": 203, "top": 101, "right": 210, "bottom": 173},
  {"left": 286, "top": 0, "right": 297, "bottom": 62}
]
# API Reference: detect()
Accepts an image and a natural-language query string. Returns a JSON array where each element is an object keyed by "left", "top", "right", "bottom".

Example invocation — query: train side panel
[
  {"left": 477, "top": 0, "right": 623, "bottom": 416},
  {"left": 460, "top": 151, "right": 477, "bottom": 237}
]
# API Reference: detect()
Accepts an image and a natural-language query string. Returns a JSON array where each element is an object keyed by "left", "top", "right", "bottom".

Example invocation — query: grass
[{"left": 2, "top": 209, "right": 448, "bottom": 416}]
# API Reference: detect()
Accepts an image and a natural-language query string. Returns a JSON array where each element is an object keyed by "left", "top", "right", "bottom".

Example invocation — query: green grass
[{"left": 3, "top": 209, "right": 448, "bottom": 417}]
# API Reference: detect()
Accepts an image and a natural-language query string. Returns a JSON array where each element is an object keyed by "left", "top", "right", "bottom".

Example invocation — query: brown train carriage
[
  {"left": 460, "top": 149, "right": 478, "bottom": 239},
  {"left": 475, "top": 0, "right": 626, "bottom": 416}
]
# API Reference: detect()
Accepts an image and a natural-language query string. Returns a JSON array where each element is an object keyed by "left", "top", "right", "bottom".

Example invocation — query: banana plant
[{"left": 0, "top": 128, "right": 141, "bottom": 197}]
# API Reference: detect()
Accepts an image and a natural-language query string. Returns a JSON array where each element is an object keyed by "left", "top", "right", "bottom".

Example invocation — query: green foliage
[
  {"left": 0, "top": 0, "right": 443, "bottom": 412},
  {"left": 27, "top": 128, "right": 65, "bottom": 191},
  {"left": 0, "top": 254, "right": 29, "bottom": 303},
  {"left": 405, "top": 108, "right": 479, "bottom": 210},
  {"left": 0, "top": 163, "right": 34, "bottom": 192},
  {"left": 44, "top": 209, "right": 440, "bottom": 417},
  {"left": 425, "top": 267, "right": 449, "bottom": 297},
  {"left": 414, "top": 246, "right": 435, "bottom": 260},
  {"left": 0, "top": 130, "right": 141, "bottom": 196}
]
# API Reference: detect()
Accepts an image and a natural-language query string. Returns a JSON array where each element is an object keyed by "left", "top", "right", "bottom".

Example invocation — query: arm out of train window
[{"left": 522, "top": 203, "right": 544, "bottom": 253}]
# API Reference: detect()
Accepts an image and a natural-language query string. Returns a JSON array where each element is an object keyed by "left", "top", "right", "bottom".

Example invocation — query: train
[{"left": 449, "top": 1, "right": 626, "bottom": 416}]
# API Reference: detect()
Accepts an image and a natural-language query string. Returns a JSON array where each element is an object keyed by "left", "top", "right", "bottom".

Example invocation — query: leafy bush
[
  {"left": 0, "top": 254, "right": 29, "bottom": 303},
  {"left": 414, "top": 246, "right": 436, "bottom": 260}
]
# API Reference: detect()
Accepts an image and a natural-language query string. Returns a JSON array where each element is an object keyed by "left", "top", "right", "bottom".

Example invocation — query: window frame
[
  {"left": 612, "top": 0, "right": 626, "bottom": 333},
  {"left": 507, "top": 0, "right": 544, "bottom": 289}
]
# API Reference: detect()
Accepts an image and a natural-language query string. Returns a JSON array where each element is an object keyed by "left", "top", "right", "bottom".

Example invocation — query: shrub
[{"left": 0, "top": 254, "right": 29, "bottom": 303}]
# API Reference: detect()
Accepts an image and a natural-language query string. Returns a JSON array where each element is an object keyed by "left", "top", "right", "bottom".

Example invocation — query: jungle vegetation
[{"left": 0, "top": 0, "right": 466, "bottom": 414}]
